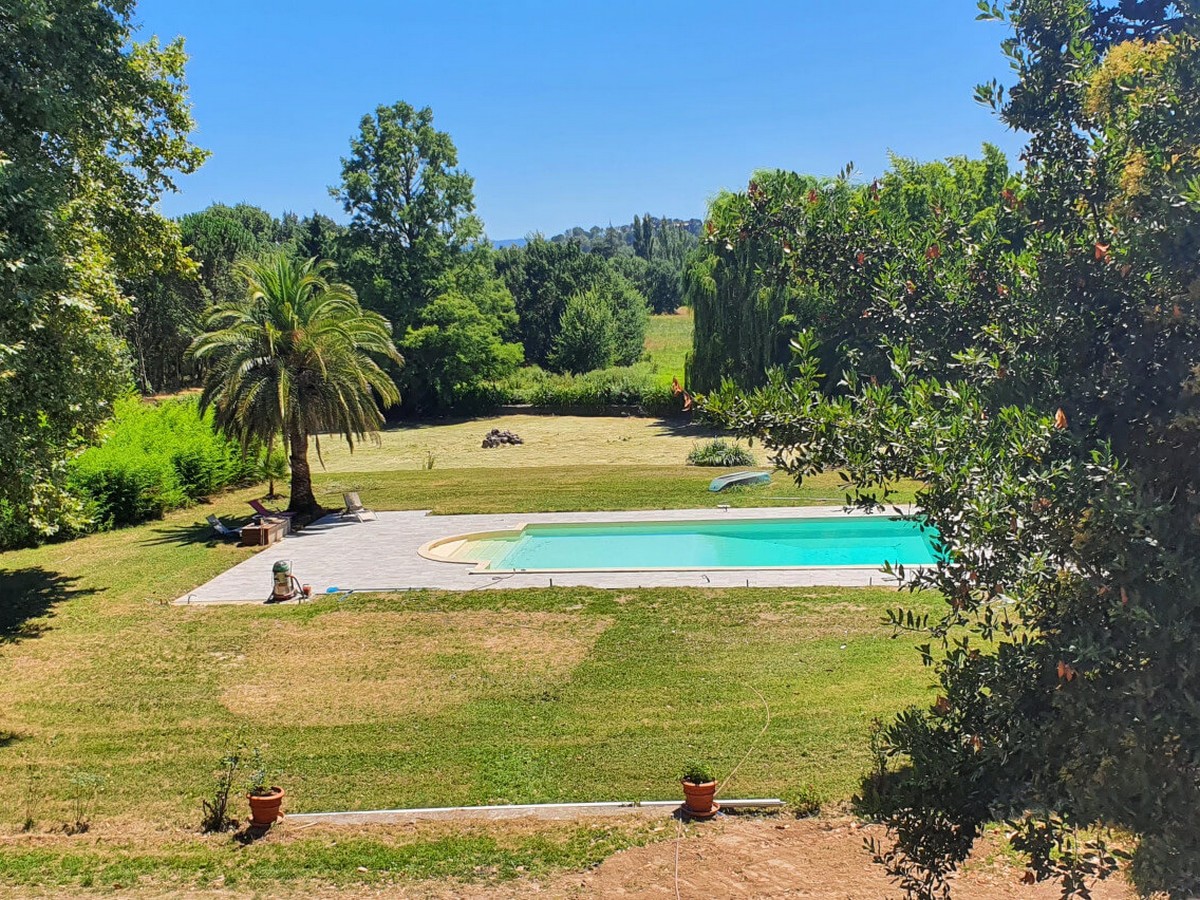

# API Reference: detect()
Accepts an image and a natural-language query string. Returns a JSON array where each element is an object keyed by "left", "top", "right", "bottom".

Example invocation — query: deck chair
[
  {"left": 341, "top": 491, "right": 377, "bottom": 522},
  {"left": 249, "top": 499, "right": 297, "bottom": 522},
  {"left": 207, "top": 514, "right": 242, "bottom": 541}
]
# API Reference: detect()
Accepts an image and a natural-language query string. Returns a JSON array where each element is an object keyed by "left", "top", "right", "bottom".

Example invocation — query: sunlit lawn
[
  {"left": 643, "top": 307, "right": 693, "bottom": 381},
  {"left": 0, "top": 395, "right": 928, "bottom": 893}
]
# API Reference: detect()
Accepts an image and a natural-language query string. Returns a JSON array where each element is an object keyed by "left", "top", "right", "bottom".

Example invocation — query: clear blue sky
[{"left": 135, "top": 0, "right": 1025, "bottom": 239}]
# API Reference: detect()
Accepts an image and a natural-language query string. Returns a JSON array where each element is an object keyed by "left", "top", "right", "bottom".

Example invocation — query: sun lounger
[
  {"left": 249, "top": 499, "right": 296, "bottom": 521},
  {"left": 207, "top": 514, "right": 242, "bottom": 541}
]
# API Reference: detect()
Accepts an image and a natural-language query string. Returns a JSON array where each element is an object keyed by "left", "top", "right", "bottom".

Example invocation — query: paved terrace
[{"left": 177, "top": 506, "right": 906, "bottom": 604}]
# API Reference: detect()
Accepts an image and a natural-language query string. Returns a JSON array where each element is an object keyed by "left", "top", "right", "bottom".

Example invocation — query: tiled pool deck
[{"left": 176, "top": 506, "right": 911, "bottom": 605}]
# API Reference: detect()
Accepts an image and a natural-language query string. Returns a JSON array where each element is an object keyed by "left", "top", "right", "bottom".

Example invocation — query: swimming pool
[{"left": 420, "top": 515, "right": 939, "bottom": 573}]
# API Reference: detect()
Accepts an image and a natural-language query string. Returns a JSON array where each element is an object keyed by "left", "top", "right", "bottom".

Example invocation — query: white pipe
[{"left": 286, "top": 798, "right": 786, "bottom": 824}]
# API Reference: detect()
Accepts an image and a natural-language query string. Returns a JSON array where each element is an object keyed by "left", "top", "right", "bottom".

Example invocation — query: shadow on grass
[
  {"left": 139, "top": 517, "right": 254, "bottom": 548},
  {"left": 0, "top": 567, "right": 93, "bottom": 645},
  {"left": 649, "top": 417, "right": 725, "bottom": 439}
]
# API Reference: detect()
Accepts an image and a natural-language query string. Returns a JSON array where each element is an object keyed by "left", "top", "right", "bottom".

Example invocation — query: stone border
[{"left": 286, "top": 798, "right": 785, "bottom": 824}]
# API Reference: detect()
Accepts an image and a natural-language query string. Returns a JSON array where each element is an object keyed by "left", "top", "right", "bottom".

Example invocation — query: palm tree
[{"left": 190, "top": 254, "right": 401, "bottom": 516}]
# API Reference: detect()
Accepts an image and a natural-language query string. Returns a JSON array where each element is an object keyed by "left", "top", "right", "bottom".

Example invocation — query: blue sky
[{"left": 136, "top": 0, "right": 1025, "bottom": 239}]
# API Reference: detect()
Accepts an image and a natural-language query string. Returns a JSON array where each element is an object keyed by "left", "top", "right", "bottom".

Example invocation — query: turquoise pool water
[{"left": 460, "top": 516, "right": 939, "bottom": 572}]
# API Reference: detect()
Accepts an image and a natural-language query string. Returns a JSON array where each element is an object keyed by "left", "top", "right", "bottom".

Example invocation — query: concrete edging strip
[{"left": 285, "top": 798, "right": 786, "bottom": 824}]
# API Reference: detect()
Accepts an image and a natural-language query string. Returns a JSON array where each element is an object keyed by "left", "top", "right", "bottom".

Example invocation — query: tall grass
[{"left": 69, "top": 395, "right": 262, "bottom": 530}]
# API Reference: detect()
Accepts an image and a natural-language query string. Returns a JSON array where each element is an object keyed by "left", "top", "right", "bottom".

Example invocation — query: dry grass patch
[
  {"left": 310, "top": 414, "right": 731, "bottom": 472},
  {"left": 220, "top": 611, "right": 613, "bottom": 725}
]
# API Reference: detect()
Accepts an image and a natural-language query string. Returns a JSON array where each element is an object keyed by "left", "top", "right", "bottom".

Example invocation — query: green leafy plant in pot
[
  {"left": 246, "top": 747, "right": 284, "bottom": 827},
  {"left": 680, "top": 761, "right": 719, "bottom": 818}
]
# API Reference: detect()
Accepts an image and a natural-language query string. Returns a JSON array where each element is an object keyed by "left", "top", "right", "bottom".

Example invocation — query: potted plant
[
  {"left": 680, "top": 761, "right": 719, "bottom": 818},
  {"left": 246, "top": 748, "right": 284, "bottom": 827}
]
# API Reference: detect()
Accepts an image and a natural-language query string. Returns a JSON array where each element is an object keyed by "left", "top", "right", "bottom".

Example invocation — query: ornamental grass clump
[{"left": 686, "top": 439, "right": 754, "bottom": 467}]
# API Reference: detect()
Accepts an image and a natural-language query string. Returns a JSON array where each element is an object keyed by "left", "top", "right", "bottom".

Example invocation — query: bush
[
  {"left": 69, "top": 395, "right": 262, "bottom": 530},
  {"left": 549, "top": 288, "right": 618, "bottom": 374},
  {"left": 791, "top": 784, "right": 822, "bottom": 818},
  {"left": 686, "top": 439, "right": 755, "bottom": 467}
]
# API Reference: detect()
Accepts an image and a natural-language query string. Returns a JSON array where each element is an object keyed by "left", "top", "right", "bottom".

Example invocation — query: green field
[{"left": 643, "top": 307, "right": 692, "bottom": 380}]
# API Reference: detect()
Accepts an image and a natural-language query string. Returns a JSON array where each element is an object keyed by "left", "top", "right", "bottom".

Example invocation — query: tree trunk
[{"left": 287, "top": 424, "right": 319, "bottom": 516}]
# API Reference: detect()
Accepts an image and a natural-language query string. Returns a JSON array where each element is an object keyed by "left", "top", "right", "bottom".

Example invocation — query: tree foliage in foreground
[
  {"left": 706, "top": 0, "right": 1200, "bottom": 896},
  {"left": 0, "top": 1, "right": 205, "bottom": 547},
  {"left": 189, "top": 256, "right": 401, "bottom": 516}
]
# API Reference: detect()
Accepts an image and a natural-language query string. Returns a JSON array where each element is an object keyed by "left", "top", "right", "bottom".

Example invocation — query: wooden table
[{"left": 240, "top": 519, "right": 288, "bottom": 547}]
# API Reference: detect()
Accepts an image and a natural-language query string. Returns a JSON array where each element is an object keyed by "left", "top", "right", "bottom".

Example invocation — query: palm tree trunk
[{"left": 287, "top": 424, "right": 319, "bottom": 515}]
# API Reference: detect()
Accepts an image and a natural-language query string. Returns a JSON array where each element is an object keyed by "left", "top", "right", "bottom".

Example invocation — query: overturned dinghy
[{"left": 708, "top": 470, "right": 772, "bottom": 492}]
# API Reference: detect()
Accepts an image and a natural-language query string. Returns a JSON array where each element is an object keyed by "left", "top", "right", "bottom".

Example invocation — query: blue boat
[{"left": 707, "top": 470, "right": 772, "bottom": 492}]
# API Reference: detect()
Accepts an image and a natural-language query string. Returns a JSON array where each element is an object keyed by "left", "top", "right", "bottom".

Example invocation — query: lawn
[
  {"left": 311, "top": 412, "right": 731, "bottom": 472},
  {"left": 0, "top": 400, "right": 929, "bottom": 893},
  {"left": 0, "top": 470, "right": 936, "bottom": 892}
]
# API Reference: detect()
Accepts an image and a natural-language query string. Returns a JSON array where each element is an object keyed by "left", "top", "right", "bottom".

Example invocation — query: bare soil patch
[
  {"left": 5, "top": 815, "right": 1135, "bottom": 900},
  {"left": 292, "top": 815, "right": 1136, "bottom": 900},
  {"left": 220, "top": 611, "right": 613, "bottom": 725}
]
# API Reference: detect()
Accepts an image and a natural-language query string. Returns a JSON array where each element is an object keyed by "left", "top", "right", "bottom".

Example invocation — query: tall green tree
[
  {"left": 397, "top": 247, "right": 524, "bottom": 412},
  {"left": 0, "top": 1, "right": 206, "bottom": 546},
  {"left": 189, "top": 255, "right": 401, "bottom": 516},
  {"left": 549, "top": 288, "right": 619, "bottom": 374},
  {"left": 685, "top": 150, "right": 1010, "bottom": 393},
  {"left": 707, "top": 1, "right": 1200, "bottom": 896},
  {"left": 179, "top": 203, "right": 280, "bottom": 304},
  {"left": 333, "top": 101, "right": 481, "bottom": 330}
]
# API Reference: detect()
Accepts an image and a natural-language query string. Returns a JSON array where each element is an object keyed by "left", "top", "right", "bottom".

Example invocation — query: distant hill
[
  {"left": 549, "top": 217, "right": 703, "bottom": 254},
  {"left": 490, "top": 216, "right": 702, "bottom": 254}
]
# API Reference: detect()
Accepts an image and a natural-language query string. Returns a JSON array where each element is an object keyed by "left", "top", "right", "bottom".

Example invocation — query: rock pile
[{"left": 482, "top": 428, "right": 523, "bottom": 449}]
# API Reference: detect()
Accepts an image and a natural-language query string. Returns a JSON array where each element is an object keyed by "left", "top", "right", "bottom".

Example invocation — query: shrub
[
  {"left": 791, "top": 784, "right": 822, "bottom": 818},
  {"left": 69, "top": 395, "right": 261, "bottom": 531},
  {"left": 201, "top": 740, "right": 246, "bottom": 834},
  {"left": 496, "top": 363, "right": 684, "bottom": 416},
  {"left": 686, "top": 439, "right": 755, "bottom": 467},
  {"left": 549, "top": 288, "right": 618, "bottom": 374}
]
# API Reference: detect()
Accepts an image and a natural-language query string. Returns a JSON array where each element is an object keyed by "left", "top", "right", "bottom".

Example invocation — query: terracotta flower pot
[
  {"left": 247, "top": 787, "right": 285, "bottom": 826},
  {"left": 681, "top": 779, "right": 719, "bottom": 817}
]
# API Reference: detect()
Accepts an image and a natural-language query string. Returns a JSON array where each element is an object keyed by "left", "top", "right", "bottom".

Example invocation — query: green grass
[
  {"left": 0, "top": 581, "right": 935, "bottom": 819},
  {"left": 0, "top": 401, "right": 929, "bottom": 893},
  {"left": 0, "top": 582, "right": 937, "bottom": 888},
  {"left": 0, "top": 820, "right": 664, "bottom": 891},
  {"left": 643, "top": 307, "right": 692, "bottom": 380},
  {"left": 311, "top": 466, "right": 918, "bottom": 514},
  {"left": 0, "top": 467, "right": 936, "bottom": 891}
]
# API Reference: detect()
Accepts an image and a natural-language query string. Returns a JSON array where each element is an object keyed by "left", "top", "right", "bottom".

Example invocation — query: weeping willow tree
[
  {"left": 685, "top": 172, "right": 822, "bottom": 393},
  {"left": 684, "top": 150, "right": 1010, "bottom": 394}
]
